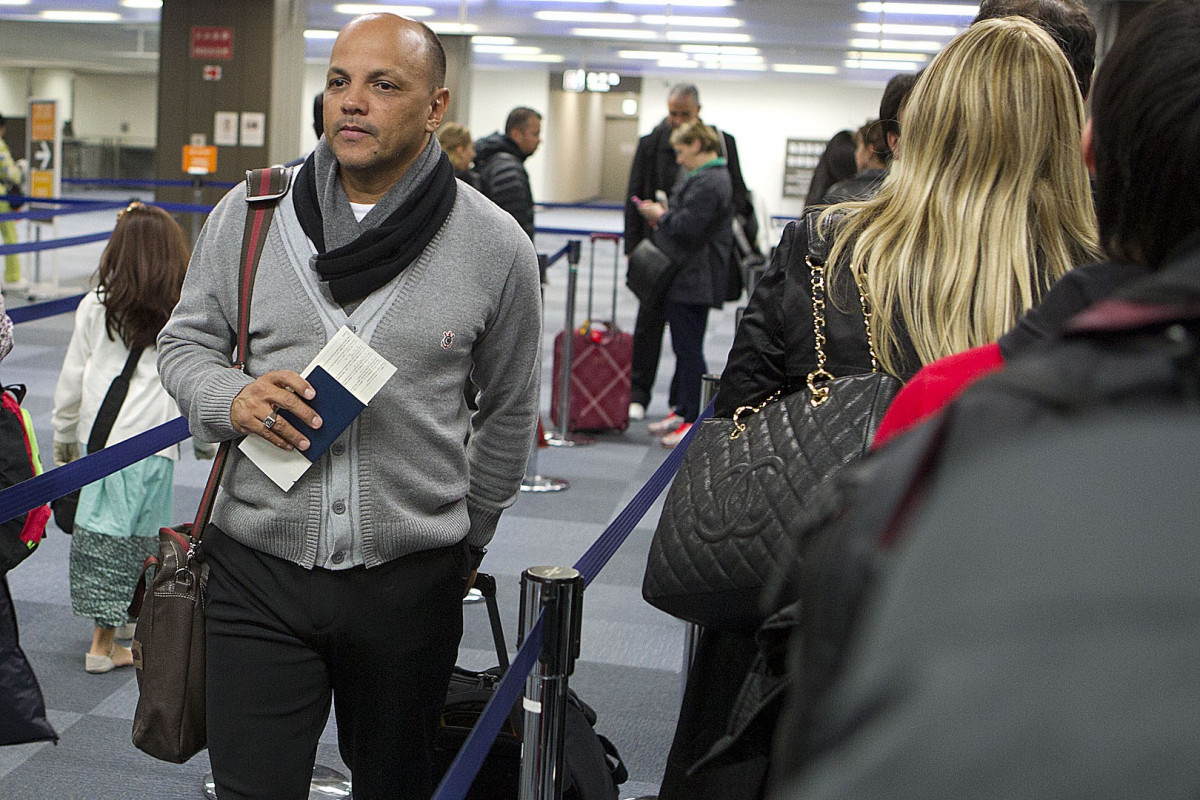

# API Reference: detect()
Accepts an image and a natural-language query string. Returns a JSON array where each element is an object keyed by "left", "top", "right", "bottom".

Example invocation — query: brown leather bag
[{"left": 128, "top": 166, "right": 291, "bottom": 763}]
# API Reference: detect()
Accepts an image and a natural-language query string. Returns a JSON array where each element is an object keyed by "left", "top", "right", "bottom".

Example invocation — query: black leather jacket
[{"left": 715, "top": 217, "right": 919, "bottom": 418}]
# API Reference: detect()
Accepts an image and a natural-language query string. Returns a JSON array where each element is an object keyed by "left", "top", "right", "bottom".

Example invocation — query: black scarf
[{"left": 293, "top": 138, "right": 457, "bottom": 305}]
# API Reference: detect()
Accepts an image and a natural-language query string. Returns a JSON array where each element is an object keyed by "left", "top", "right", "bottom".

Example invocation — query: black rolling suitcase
[{"left": 432, "top": 573, "right": 628, "bottom": 799}]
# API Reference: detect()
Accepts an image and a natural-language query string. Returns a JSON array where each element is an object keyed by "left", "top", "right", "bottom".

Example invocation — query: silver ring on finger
[{"left": 263, "top": 410, "right": 279, "bottom": 431}]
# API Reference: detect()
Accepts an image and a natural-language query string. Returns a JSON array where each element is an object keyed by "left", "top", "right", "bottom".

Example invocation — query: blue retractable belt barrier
[
  {"left": 431, "top": 617, "right": 545, "bottom": 800},
  {"left": 7, "top": 294, "right": 86, "bottom": 325},
  {"left": 0, "top": 417, "right": 190, "bottom": 526},
  {"left": 0, "top": 201, "right": 126, "bottom": 223},
  {"left": 0, "top": 231, "right": 113, "bottom": 256},
  {"left": 545, "top": 243, "right": 571, "bottom": 268},
  {"left": 430, "top": 399, "right": 713, "bottom": 798},
  {"left": 573, "top": 400, "right": 712, "bottom": 586}
]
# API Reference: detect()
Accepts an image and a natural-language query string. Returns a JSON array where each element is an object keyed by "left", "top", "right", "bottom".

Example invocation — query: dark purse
[
  {"left": 625, "top": 238, "right": 677, "bottom": 303},
  {"left": 642, "top": 211, "right": 901, "bottom": 630},
  {"left": 128, "top": 166, "right": 290, "bottom": 764},
  {"left": 51, "top": 346, "right": 145, "bottom": 535}
]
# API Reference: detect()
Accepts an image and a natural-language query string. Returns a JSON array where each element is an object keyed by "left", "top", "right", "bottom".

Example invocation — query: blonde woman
[
  {"left": 718, "top": 16, "right": 1097, "bottom": 417},
  {"left": 659, "top": 17, "right": 1099, "bottom": 800}
]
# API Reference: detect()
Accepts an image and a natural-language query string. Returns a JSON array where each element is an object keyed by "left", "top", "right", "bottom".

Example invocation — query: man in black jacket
[
  {"left": 623, "top": 84, "right": 757, "bottom": 420},
  {"left": 474, "top": 107, "right": 542, "bottom": 242}
]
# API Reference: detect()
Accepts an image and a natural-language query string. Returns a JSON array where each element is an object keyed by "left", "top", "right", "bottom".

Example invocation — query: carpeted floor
[{"left": 0, "top": 195, "right": 744, "bottom": 798}]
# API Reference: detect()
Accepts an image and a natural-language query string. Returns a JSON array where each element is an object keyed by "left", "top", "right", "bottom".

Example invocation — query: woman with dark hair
[
  {"left": 802, "top": 130, "right": 856, "bottom": 208},
  {"left": 51, "top": 202, "right": 191, "bottom": 674}
]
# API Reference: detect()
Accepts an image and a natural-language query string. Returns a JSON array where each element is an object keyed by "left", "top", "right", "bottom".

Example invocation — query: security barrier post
[
  {"left": 545, "top": 240, "right": 592, "bottom": 447},
  {"left": 518, "top": 566, "right": 585, "bottom": 800},
  {"left": 523, "top": 254, "right": 570, "bottom": 492},
  {"left": 679, "top": 373, "right": 722, "bottom": 700}
]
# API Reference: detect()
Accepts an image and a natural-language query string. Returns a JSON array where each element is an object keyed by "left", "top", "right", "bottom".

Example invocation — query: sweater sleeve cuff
[
  {"left": 465, "top": 496, "right": 503, "bottom": 548},
  {"left": 196, "top": 368, "right": 255, "bottom": 441}
]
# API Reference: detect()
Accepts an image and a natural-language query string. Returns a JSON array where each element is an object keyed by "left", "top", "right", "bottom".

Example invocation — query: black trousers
[
  {"left": 630, "top": 297, "right": 677, "bottom": 409},
  {"left": 203, "top": 526, "right": 468, "bottom": 800},
  {"left": 664, "top": 301, "right": 710, "bottom": 422}
]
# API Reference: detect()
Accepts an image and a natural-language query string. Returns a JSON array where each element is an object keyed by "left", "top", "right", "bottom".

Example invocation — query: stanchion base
[
  {"left": 544, "top": 433, "right": 594, "bottom": 447},
  {"left": 204, "top": 765, "right": 352, "bottom": 799},
  {"left": 521, "top": 475, "right": 570, "bottom": 492},
  {"left": 24, "top": 282, "right": 77, "bottom": 302}
]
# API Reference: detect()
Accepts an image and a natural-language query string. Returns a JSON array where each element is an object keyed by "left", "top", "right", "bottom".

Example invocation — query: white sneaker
[
  {"left": 628, "top": 402, "right": 646, "bottom": 421},
  {"left": 463, "top": 588, "right": 485, "bottom": 604},
  {"left": 647, "top": 412, "right": 684, "bottom": 436}
]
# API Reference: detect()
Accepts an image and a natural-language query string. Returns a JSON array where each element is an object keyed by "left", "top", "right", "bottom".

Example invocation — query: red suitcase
[{"left": 550, "top": 234, "right": 632, "bottom": 433}]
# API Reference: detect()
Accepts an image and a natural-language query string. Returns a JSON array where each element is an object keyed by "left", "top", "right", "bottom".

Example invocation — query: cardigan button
[
  {"left": 331, "top": 551, "right": 345, "bottom": 564},
  {"left": 332, "top": 500, "right": 346, "bottom": 515},
  {"left": 332, "top": 442, "right": 345, "bottom": 456}
]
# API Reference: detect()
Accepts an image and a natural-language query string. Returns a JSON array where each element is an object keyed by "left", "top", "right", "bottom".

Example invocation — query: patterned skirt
[{"left": 69, "top": 525, "right": 159, "bottom": 628}]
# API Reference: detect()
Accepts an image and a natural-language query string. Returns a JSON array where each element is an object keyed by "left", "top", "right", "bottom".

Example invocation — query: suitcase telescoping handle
[
  {"left": 473, "top": 572, "right": 510, "bottom": 673},
  {"left": 587, "top": 232, "right": 623, "bottom": 332}
]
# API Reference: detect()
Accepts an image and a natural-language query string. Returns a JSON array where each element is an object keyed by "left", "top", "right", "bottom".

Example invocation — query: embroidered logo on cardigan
[{"left": 441, "top": 331, "right": 455, "bottom": 349}]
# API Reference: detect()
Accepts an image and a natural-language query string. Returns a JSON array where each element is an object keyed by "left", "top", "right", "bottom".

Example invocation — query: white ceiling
[{"left": 0, "top": 0, "right": 981, "bottom": 82}]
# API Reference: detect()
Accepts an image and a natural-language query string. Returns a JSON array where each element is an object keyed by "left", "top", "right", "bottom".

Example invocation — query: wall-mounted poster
[
  {"left": 214, "top": 111, "right": 239, "bottom": 146},
  {"left": 240, "top": 112, "right": 266, "bottom": 148}
]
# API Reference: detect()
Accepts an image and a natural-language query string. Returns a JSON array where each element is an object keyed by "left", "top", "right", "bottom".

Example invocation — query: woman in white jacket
[{"left": 52, "top": 202, "right": 188, "bottom": 674}]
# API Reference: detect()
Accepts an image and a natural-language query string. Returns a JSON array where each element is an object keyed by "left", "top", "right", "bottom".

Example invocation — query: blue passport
[{"left": 278, "top": 365, "right": 365, "bottom": 463}]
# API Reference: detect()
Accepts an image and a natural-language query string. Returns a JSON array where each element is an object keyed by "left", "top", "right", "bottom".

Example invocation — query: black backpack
[{"left": 432, "top": 574, "right": 628, "bottom": 799}]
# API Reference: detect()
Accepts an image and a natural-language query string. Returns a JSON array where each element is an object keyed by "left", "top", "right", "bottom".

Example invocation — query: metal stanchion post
[
  {"left": 545, "top": 240, "right": 592, "bottom": 447},
  {"left": 523, "top": 255, "right": 570, "bottom": 492},
  {"left": 190, "top": 176, "right": 204, "bottom": 247},
  {"left": 518, "top": 566, "right": 585, "bottom": 800},
  {"left": 678, "top": 373, "right": 722, "bottom": 702}
]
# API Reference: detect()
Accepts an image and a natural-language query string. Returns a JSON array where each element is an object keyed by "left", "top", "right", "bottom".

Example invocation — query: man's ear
[
  {"left": 427, "top": 87, "right": 450, "bottom": 132},
  {"left": 1081, "top": 118, "right": 1096, "bottom": 177}
]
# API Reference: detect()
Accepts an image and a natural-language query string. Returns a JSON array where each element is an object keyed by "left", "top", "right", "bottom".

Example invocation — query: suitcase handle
[
  {"left": 473, "top": 572, "right": 510, "bottom": 673},
  {"left": 586, "top": 234, "right": 623, "bottom": 326}
]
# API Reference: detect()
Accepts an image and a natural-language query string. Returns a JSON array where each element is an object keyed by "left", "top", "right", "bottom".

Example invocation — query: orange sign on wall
[
  {"left": 182, "top": 145, "right": 218, "bottom": 175},
  {"left": 30, "top": 102, "right": 56, "bottom": 142}
]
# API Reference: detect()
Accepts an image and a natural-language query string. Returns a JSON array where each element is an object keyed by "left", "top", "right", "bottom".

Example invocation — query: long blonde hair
[{"left": 824, "top": 16, "right": 1099, "bottom": 375}]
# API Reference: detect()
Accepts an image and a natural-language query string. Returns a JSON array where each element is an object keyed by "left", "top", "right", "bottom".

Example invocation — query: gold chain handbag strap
[{"left": 806, "top": 255, "right": 881, "bottom": 407}]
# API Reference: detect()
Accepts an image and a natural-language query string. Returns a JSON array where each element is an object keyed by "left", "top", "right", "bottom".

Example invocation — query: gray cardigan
[{"left": 158, "top": 175, "right": 542, "bottom": 569}]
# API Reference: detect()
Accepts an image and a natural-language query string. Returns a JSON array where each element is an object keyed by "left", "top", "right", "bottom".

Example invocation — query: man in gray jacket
[{"left": 157, "top": 13, "right": 541, "bottom": 800}]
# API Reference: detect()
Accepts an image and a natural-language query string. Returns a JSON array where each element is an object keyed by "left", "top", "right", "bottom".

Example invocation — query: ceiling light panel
[
  {"left": 640, "top": 15, "right": 742, "bottom": 27},
  {"left": 678, "top": 45, "right": 759, "bottom": 54},
  {"left": 849, "top": 38, "right": 942, "bottom": 51},
  {"left": 474, "top": 44, "right": 543, "bottom": 54},
  {"left": 41, "top": 10, "right": 122, "bottom": 21},
  {"left": 845, "top": 50, "right": 930, "bottom": 61},
  {"left": 121, "top": 0, "right": 162, "bottom": 8},
  {"left": 618, "top": 0, "right": 736, "bottom": 6},
  {"left": 501, "top": 53, "right": 566, "bottom": 63},
  {"left": 853, "top": 21, "right": 960, "bottom": 35},
  {"left": 858, "top": 2, "right": 979, "bottom": 16},
  {"left": 534, "top": 11, "right": 637, "bottom": 23},
  {"left": 664, "top": 31, "right": 752, "bottom": 43},
  {"left": 473, "top": 36, "right": 517, "bottom": 45},
  {"left": 333, "top": 4, "right": 434, "bottom": 16},
  {"left": 572, "top": 28, "right": 659, "bottom": 39},
  {"left": 845, "top": 59, "right": 924, "bottom": 70},
  {"left": 773, "top": 64, "right": 839, "bottom": 74},
  {"left": 618, "top": 50, "right": 687, "bottom": 59},
  {"left": 427, "top": 22, "right": 480, "bottom": 33},
  {"left": 304, "top": 29, "right": 340, "bottom": 39}
]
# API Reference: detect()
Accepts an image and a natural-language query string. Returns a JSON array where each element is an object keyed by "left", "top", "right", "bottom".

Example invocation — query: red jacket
[{"left": 871, "top": 343, "right": 1004, "bottom": 449}]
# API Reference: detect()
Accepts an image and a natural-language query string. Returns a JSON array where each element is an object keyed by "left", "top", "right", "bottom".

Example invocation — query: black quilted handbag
[{"left": 642, "top": 211, "right": 900, "bottom": 631}]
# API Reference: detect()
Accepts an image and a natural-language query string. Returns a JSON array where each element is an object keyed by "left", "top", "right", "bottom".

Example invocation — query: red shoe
[
  {"left": 660, "top": 422, "right": 693, "bottom": 448},
  {"left": 648, "top": 412, "right": 684, "bottom": 436}
]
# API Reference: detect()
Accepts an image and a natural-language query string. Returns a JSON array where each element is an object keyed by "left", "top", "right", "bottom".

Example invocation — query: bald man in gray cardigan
[{"left": 157, "top": 14, "right": 540, "bottom": 799}]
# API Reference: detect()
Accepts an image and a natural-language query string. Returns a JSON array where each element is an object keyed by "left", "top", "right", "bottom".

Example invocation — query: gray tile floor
[{"left": 0, "top": 194, "right": 744, "bottom": 798}]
